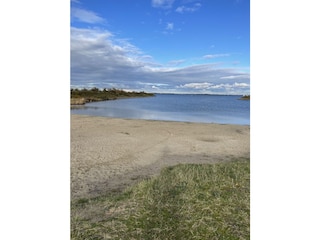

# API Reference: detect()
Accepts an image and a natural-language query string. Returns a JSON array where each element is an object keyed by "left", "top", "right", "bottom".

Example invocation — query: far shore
[
  {"left": 71, "top": 114, "right": 250, "bottom": 200},
  {"left": 70, "top": 88, "right": 155, "bottom": 105}
]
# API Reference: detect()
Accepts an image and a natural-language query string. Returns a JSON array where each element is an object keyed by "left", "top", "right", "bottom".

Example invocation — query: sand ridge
[{"left": 71, "top": 115, "right": 250, "bottom": 199}]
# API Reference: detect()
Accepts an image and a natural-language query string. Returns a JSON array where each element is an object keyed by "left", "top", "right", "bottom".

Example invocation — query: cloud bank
[{"left": 71, "top": 27, "right": 250, "bottom": 94}]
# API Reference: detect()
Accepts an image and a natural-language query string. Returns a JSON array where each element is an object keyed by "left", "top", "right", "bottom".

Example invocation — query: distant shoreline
[
  {"left": 71, "top": 88, "right": 250, "bottom": 106},
  {"left": 70, "top": 88, "right": 155, "bottom": 105},
  {"left": 239, "top": 95, "right": 250, "bottom": 100}
]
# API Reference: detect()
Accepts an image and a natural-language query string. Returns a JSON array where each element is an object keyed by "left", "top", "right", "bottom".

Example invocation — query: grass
[{"left": 71, "top": 158, "right": 250, "bottom": 239}]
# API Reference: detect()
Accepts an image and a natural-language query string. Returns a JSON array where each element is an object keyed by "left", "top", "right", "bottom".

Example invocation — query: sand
[{"left": 71, "top": 115, "right": 250, "bottom": 200}]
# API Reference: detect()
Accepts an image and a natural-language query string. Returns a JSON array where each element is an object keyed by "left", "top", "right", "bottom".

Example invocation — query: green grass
[{"left": 71, "top": 158, "right": 250, "bottom": 239}]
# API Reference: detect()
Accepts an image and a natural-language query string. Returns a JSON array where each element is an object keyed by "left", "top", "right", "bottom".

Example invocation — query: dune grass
[{"left": 71, "top": 158, "right": 250, "bottom": 239}]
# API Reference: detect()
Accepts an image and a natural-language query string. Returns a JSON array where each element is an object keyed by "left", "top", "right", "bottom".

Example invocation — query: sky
[{"left": 70, "top": 0, "right": 250, "bottom": 94}]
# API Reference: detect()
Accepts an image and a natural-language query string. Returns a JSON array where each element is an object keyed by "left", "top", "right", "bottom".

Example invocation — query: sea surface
[{"left": 71, "top": 94, "right": 250, "bottom": 125}]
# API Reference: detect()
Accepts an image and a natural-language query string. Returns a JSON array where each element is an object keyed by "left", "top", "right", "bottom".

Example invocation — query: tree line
[{"left": 71, "top": 87, "right": 154, "bottom": 105}]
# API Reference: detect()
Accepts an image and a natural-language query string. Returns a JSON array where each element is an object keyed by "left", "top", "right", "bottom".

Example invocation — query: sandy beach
[{"left": 71, "top": 115, "right": 250, "bottom": 200}]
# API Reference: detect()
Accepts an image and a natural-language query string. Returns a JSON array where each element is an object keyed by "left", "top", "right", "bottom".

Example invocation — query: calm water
[{"left": 71, "top": 94, "right": 250, "bottom": 125}]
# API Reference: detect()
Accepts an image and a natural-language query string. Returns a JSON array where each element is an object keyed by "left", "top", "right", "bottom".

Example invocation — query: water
[{"left": 71, "top": 94, "right": 250, "bottom": 125}]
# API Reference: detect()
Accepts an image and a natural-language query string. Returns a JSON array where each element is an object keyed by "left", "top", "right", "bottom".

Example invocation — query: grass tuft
[{"left": 71, "top": 158, "right": 250, "bottom": 239}]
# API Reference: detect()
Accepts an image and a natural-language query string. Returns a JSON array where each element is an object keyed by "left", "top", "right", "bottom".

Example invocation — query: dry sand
[{"left": 71, "top": 115, "right": 250, "bottom": 200}]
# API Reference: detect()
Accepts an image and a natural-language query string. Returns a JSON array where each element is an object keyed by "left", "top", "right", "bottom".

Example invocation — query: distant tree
[{"left": 92, "top": 87, "right": 99, "bottom": 92}]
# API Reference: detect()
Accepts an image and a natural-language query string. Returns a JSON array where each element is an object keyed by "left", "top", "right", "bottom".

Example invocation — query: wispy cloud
[
  {"left": 166, "top": 22, "right": 174, "bottom": 30},
  {"left": 151, "top": 0, "right": 175, "bottom": 9},
  {"left": 176, "top": 3, "right": 201, "bottom": 13},
  {"left": 181, "top": 0, "right": 200, "bottom": 3},
  {"left": 71, "top": 7, "right": 105, "bottom": 24},
  {"left": 202, "top": 54, "right": 230, "bottom": 59},
  {"left": 180, "top": 82, "right": 212, "bottom": 89},
  {"left": 167, "top": 59, "right": 186, "bottom": 66},
  {"left": 71, "top": 27, "right": 249, "bottom": 94},
  {"left": 220, "top": 75, "right": 249, "bottom": 80}
]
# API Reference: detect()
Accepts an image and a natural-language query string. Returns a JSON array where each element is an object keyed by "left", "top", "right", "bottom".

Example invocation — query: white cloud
[
  {"left": 176, "top": 3, "right": 201, "bottom": 13},
  {"left": 151, "top": 0, "right": 175, "bottom": 8},
  {"left": 202, "top": 55, "right": 214, "bottom": 59},
  {"left": 234, "top": 82, "right": 250, "bottom": 87},
  {"left": 220, "top": 75, "right": 249, "bottom": 80},
  {"left": 181, "top": 82, "right": 212, "bottom": 89},
  {"left": 178, "top": 82, "right": 250, "bottom": 94},
  {"left": 181, "top": 0, "right": 200, "bottom": 3},
  {"left": 71, "top": 27, "right": 250, "bottom": 94},
  {"left": 202, "top": 53, "right": 230, "bottom": 59},
  {"left": 166, "top": 22, "right": 174, "bottom": 30},
  {"left": 167, "top": 59, "right": 186, "bottom": 66},
  {"left": 71, "top": 7, "right": 105, "bottom": 24}
]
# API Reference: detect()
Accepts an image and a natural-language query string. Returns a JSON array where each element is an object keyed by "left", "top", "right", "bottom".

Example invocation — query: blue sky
[{"left": 71, "top": 0, "right": 250, "bottom": 94}]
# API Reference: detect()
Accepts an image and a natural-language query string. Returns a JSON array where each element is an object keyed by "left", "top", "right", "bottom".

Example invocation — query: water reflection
[{"left": 71, "top": 94, "right": 250, "bottom": 125}]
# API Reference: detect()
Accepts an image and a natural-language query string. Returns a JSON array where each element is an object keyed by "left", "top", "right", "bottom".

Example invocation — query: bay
[{"left": 71, "top": 94, "right": 250, "bottom": 125}]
